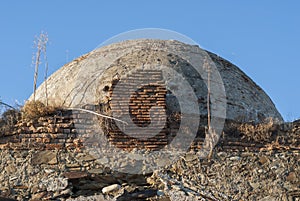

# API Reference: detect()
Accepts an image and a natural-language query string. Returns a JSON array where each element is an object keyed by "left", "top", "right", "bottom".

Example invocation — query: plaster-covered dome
[{"left": 30, "top": 39, "right": 283, "bottom": 123}]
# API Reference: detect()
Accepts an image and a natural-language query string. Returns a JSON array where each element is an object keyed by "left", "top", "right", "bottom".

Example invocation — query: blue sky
[{"left": 0, "top": 1, "right": 299, "bottom": 121}]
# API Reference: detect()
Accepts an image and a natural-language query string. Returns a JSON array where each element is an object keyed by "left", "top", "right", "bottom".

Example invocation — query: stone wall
[
  {"left": 0, "top": 108, "right": 295, "bottom": 152},
  {"left": 0, "top": 109, "right": 86, "bottom": 150},
  {"left": 0, "top": 107, "right": 179, "bottom": 151},
  {"left": 0, "top": 122, "right": 299, "bottom": 200}
]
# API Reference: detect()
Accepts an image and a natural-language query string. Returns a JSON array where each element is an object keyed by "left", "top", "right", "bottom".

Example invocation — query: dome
[{"left": 30, "top": 39, "right": 283, "bottom": 123}]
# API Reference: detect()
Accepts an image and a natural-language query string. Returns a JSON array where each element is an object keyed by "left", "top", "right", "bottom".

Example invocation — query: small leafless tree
[
  {"left": 32, "top": 31, "right": 49, "bottom": 104},
  {"left": 43, "top": 42, "right": 49, "bottom": 106}
]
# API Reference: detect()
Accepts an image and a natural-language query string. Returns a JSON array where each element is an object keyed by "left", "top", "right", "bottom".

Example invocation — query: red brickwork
[{"left": 105, "top": 69, "right": 170, "bottom": 150}]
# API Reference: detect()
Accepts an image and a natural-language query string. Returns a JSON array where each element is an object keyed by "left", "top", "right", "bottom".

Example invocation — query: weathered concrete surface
[{"left": 30, "top": 39, "right": 283, "bottom": 123}]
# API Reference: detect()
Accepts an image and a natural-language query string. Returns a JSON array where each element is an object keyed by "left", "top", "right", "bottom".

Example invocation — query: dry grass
[
  {"left": 238, "top": 119, "right": 275, "bottom": 142},
  {"left": 21, "top": 100, "right": 60, "bottom": 120}
]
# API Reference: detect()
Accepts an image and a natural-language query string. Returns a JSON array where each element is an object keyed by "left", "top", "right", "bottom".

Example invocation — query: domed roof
[{"left": 30, "top": 39, "right": 283, "bottom": 123}]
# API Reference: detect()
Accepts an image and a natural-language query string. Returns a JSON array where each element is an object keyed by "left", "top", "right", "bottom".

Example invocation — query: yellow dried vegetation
[{"left": 21, "top": 100, "right": 60, "bottom": 120}]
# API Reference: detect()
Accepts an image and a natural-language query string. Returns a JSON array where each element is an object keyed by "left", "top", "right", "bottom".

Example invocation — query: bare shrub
[{"left": 0, "top": 109, "right": 21, "bottom": 135}]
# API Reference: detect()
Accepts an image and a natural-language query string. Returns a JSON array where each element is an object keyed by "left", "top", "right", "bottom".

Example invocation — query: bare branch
[
  {"left": 69, "top": 107, "right": 128, "bottom": 125},
  {"left": 0, "top": 101, "right": 15, "bottom": 110}
]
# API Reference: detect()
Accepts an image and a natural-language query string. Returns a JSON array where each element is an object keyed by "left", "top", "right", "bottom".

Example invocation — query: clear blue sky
[{"left": 0, "top": 1, "right": 299, "bottom": 121}]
